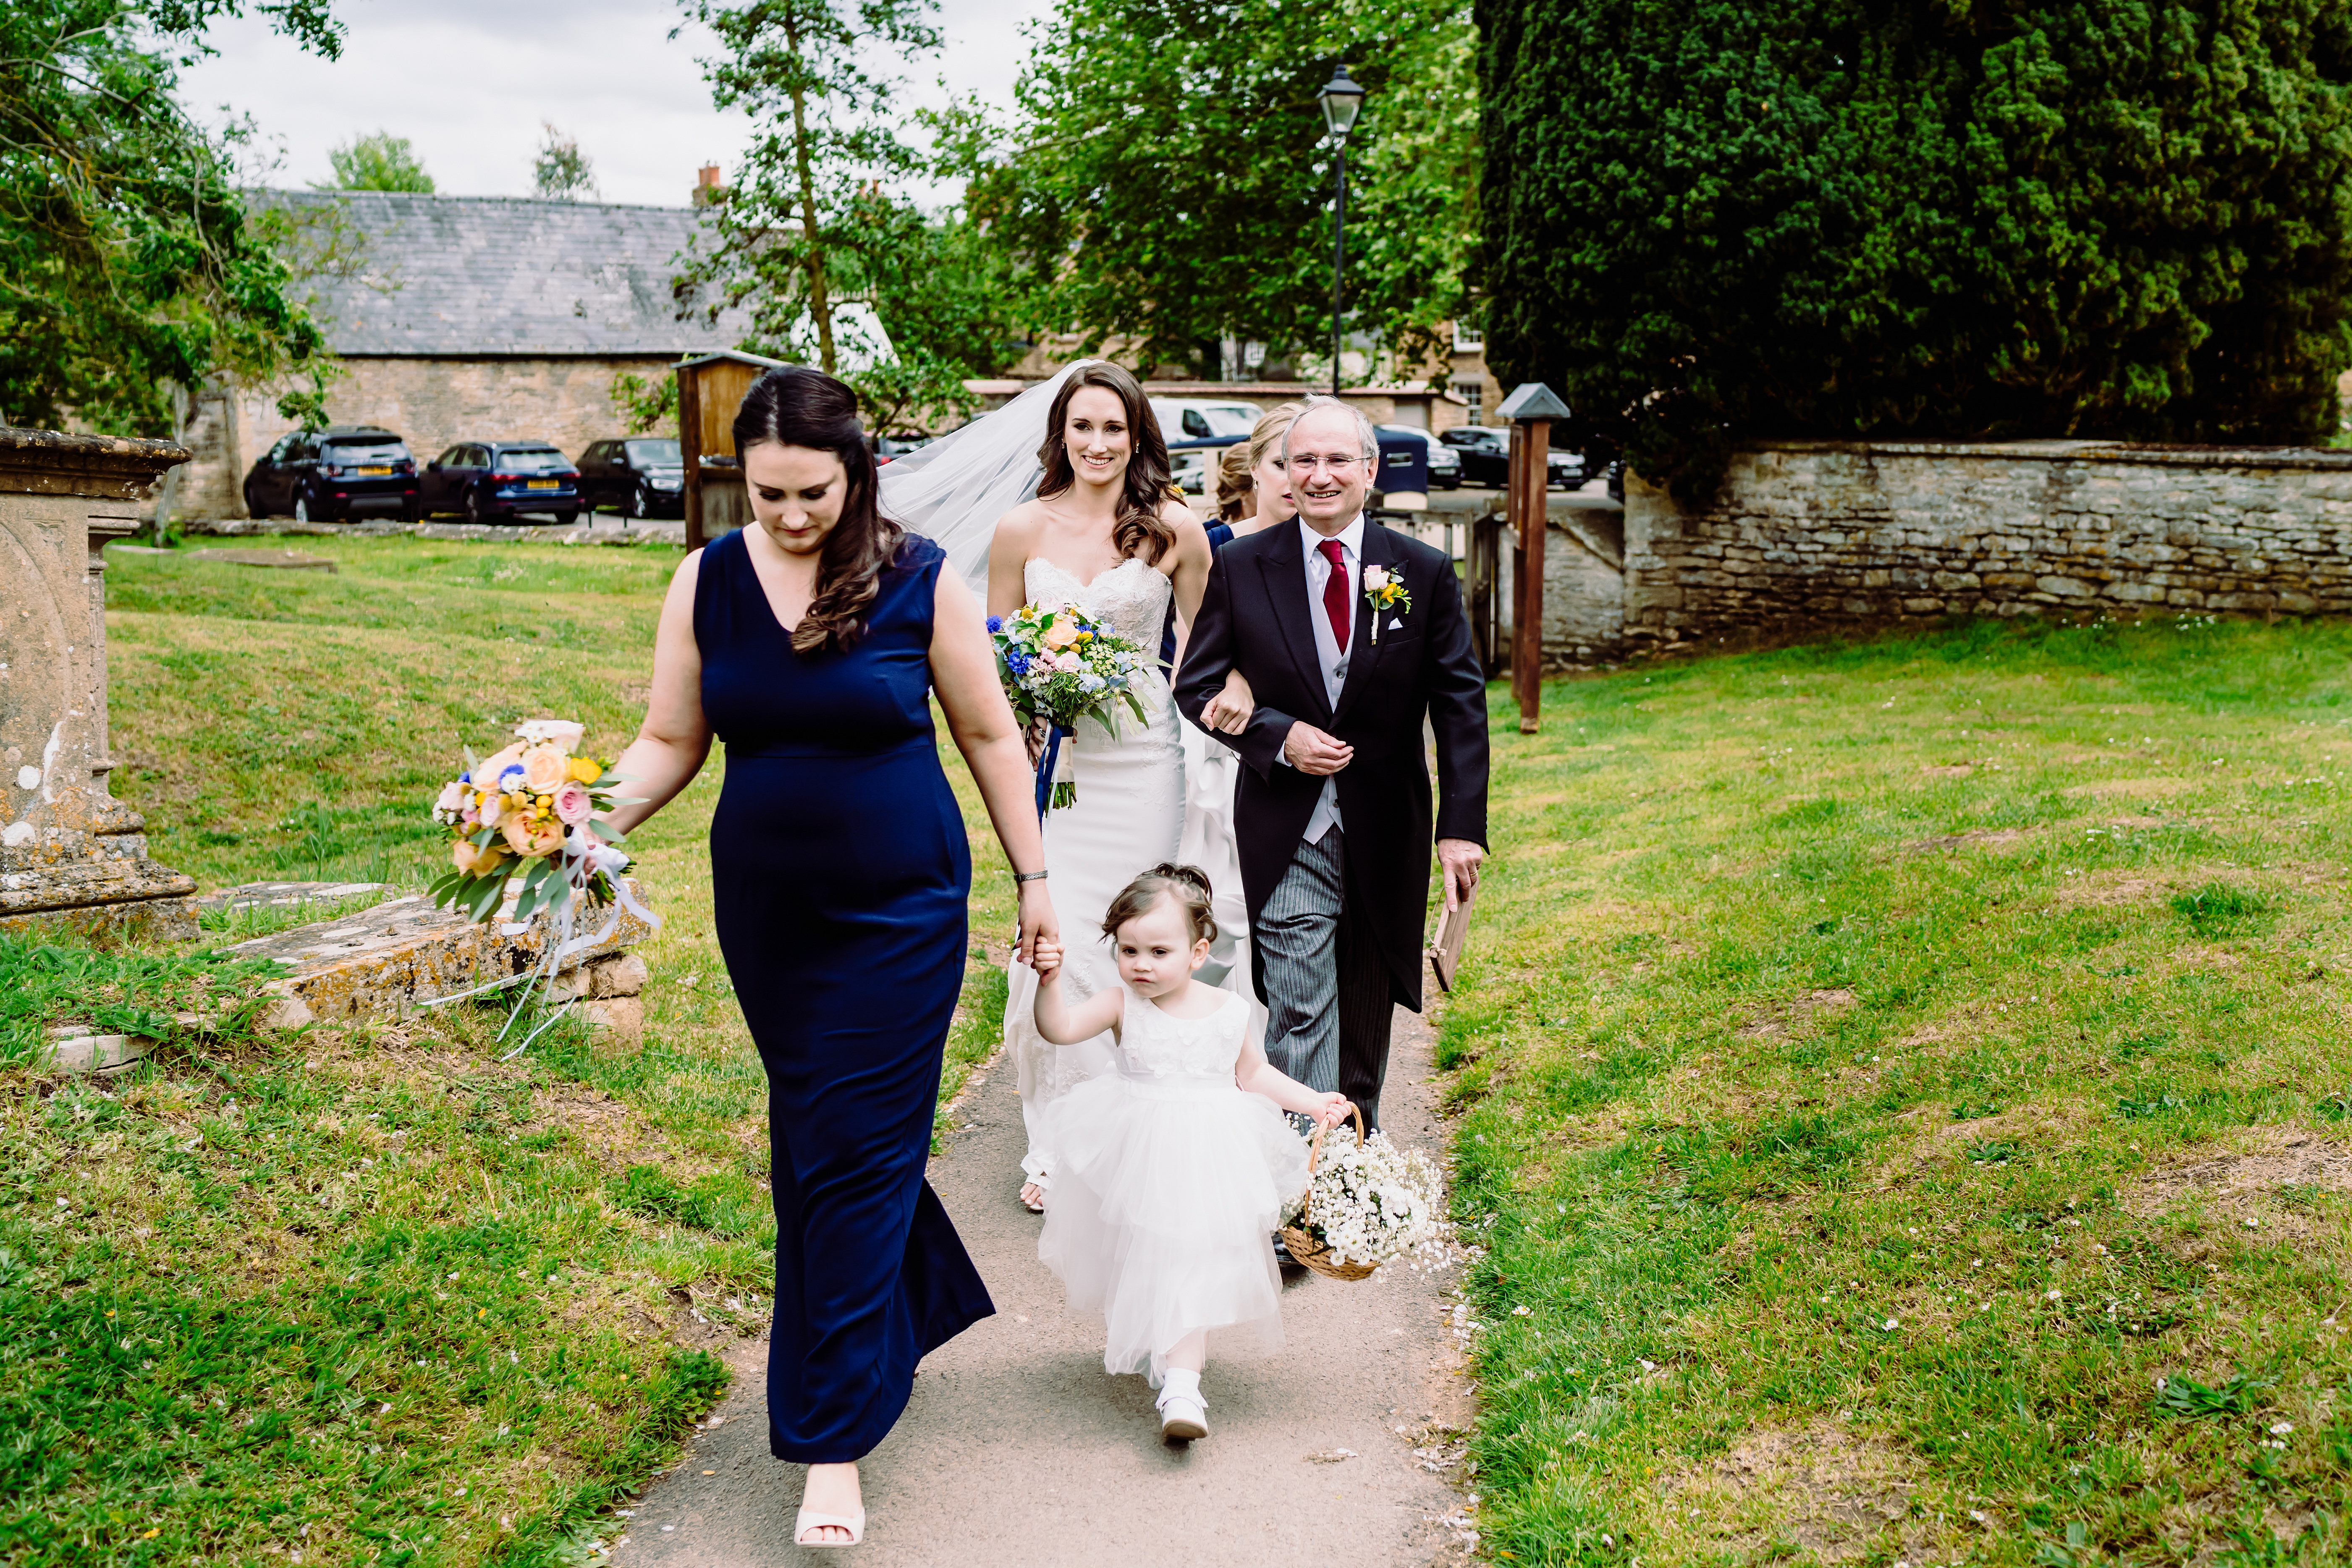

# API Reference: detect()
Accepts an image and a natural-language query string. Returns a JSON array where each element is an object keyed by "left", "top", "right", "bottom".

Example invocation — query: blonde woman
[{"left": 1176, "top": 402, "right": 1302, "bottom": 1003}]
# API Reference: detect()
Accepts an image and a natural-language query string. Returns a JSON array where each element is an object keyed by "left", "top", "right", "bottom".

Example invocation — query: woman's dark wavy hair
[
  {"left": 1035, "top": 361, "right": 1178, "bottom": 565},
  {"left": 732, "top": 366, "right": 902, "bottom": 656}
]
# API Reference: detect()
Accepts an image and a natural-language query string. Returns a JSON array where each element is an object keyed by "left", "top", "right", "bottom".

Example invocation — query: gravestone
[{"left": 0, "top": 428, "right": 199, "bottom": 944}]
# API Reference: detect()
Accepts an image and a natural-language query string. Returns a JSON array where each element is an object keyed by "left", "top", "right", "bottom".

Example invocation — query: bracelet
[{"left": 1013, "top": 869, "right": 1049, "bottom": 883}]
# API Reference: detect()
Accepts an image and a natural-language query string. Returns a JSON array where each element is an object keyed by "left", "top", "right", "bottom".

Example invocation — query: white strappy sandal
[{"left": 794, "top": 1506, "right": 866, "bottom": 1548}]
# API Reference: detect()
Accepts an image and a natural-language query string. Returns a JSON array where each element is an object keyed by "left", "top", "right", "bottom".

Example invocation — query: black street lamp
[{"left": 1318, "top": 64, "right": 1365, "bottom": 398}]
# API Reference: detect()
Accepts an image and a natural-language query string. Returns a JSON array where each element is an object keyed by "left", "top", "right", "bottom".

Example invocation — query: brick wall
[
  {"left": 173, "top": 355, "right": 680, "bottom": 519},
  {"left": 1623, "top": 440, "right": 2352, "bottom": 652}
]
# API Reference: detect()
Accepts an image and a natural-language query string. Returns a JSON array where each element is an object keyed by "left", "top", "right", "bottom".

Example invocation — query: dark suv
[
  {"left": 419, "top": 441, "right": 581, "bottom": 524},
  {"left": 243, "top": 426, "right": 419, "bottom": 521},
  {"left": 576, "top": 437, "right": 684, "bottom": 518},
  {"left": 1438, "top": 425, "right": 1585, "bottom": 490}
]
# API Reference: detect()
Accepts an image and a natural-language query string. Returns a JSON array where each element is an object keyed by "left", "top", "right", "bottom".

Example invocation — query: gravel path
[{"left": 608, "top": 1007, "right": 1475, "bottom": 1567}]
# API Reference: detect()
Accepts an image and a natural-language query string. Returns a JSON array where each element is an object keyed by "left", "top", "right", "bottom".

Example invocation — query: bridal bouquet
[
  {"left": 1280, "top": 1119, "right": 1450, "bottom": 1280},
  {"left": 987, "top": 603, "right": 1150, "bottom": 811},
  {"left": 427, "top": 718, "right": 635, "bottom": 924}
]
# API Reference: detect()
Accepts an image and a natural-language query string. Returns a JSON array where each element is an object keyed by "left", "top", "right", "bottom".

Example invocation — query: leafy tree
[
  {"left": 0, "top": 0, "right": 343, "bottom": 435},
  {"left": 965, "top": 0, "right": 1475, "bottom": 381},
  {"left": 676, "top": 0, "right": 1015, "bottom": 427},
  {"left": 532, "top": 122, "right": 597, "bottom": 200},
  {"left": 318, "top": 130, "right": 434, "bottom": 193},
  {"left": 1478, "top": 0, "right": 2352, "bottom": 497}
]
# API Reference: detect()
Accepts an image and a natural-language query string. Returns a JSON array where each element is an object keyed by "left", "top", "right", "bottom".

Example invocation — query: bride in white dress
[{"left": 983, "top": 362, "right": 1218, "bottom": 1211}]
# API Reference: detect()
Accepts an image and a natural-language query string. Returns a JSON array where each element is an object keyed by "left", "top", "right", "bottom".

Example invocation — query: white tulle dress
[{"left": 1036, "top": 982, "right": 1309, "bottom": 1385}]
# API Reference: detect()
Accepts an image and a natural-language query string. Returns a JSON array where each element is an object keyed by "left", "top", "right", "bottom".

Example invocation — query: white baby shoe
[{"left": 1157, "top": 1370, "right": 1208, "bottom": 1442}]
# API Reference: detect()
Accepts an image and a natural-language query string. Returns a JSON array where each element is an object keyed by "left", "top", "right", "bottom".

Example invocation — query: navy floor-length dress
[{"left": 695, "top": 526, "right": 993, "bottom": 1464}]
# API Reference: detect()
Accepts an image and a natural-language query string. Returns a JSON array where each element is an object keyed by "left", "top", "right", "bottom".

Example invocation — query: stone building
[{"left": 171, "top": 191, "right": 750, "bottom": 520}]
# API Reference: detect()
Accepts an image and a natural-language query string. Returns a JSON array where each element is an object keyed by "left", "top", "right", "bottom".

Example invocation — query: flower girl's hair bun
[{"left": 1102, "top": 863, "right": 1217, "bottom": 948}]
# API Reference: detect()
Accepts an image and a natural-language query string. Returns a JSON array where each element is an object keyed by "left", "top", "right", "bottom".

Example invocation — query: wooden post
[
  {"left": 678, "top": 362, "right": 705, "bottom": 552},
  {"left": 1508, "top": 421, "right": 1547, "bottom": 733},
  {"left": 1495, "top": 381, "right": 1571, "bottom": 735}
]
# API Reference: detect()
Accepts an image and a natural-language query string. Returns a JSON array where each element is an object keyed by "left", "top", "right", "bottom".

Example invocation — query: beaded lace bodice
[
  {"left": 1115, "top": 985, "right": 1247, "bottom": 1082},
  {"left": 1023, "top": 555, "right": 1173, "bottom": 652}
]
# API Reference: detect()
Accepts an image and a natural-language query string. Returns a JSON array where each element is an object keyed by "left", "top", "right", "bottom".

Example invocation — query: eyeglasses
[{"left": 1286, "top": 454, "right": 1366, "bottom": 474}]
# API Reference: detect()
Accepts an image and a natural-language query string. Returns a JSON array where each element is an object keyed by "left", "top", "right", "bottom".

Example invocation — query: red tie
[{"left": 1318, "top": 538, "right": 1351, "bottom": 653}]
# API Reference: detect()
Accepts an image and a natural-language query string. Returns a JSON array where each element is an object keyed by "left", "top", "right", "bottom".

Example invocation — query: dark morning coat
[{"left": 1172, "top": 517, "right": 1490, "bottom": 1010}]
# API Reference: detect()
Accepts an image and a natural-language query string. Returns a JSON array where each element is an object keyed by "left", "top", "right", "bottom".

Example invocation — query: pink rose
[{"left": 553, "top": 780, "right": 592, "bottom": 825}]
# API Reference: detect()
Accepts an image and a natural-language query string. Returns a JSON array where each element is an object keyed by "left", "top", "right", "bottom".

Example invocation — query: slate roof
[{"left": 264, "top": 190, "right": 754, "bottom": 358}]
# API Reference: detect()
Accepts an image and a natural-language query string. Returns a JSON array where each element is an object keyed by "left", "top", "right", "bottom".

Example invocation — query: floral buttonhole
[{"left": 1362, "top": 565, "right": 1412, "bottom": 643}]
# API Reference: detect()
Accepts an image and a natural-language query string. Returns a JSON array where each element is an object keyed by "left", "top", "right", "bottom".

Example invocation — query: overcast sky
[{"left": 179, "top": 0, "right": 1052, "bottom": 207}]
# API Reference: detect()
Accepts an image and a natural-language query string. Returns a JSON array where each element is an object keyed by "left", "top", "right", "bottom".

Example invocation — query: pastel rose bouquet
[
  {"left": 987, "top": 603, "right": 1150, "bottom": 810},
  {"left": 427, "top": 718, "right": 636, "bottom": 923},
  {"left": 1281, "top": 1126, "right": 1450, "bottom": 1273}
]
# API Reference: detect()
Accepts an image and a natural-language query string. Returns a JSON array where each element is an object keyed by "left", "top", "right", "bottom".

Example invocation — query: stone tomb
[{"left": 0, "top": 429, "right": 198, "bottom": 944}]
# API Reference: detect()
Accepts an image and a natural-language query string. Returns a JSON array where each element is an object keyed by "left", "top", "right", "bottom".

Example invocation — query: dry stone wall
[{"left": 1622, "top": 441, "right": 2352, "bottom": 652}]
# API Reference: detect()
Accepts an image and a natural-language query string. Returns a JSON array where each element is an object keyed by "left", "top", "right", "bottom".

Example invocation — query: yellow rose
[
  {"left": 453, "top": 839, "right": 507, "bottom": 875},
  {"left": 1041, "top": 619, "right": 1080, "bottom": 650},
  {"left": 568, "top": 755, "right": 602, "bottom": 783},
  {"left": 521, "top": 744, "right": 568, "bottom": 793}
]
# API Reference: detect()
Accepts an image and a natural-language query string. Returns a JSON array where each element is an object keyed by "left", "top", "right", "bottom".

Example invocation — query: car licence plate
[
  {"left": 527, "top": 479, "right": 558, "bottom": 490},
  {"left": 359, "top": 465, "right": 392, "bottom": 476}
]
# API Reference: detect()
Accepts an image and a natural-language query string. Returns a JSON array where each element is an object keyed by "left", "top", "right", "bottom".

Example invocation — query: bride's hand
[
  {"left": 1204, "top": 669, "right": 1255, "bottom": 734},
  {"left": 1015, "top": 880, "right": 1058, "bottom": 968}
]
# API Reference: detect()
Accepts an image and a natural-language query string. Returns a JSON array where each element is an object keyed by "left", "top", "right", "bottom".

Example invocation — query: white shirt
[{"left": 1290, "top": 513, "right": 1364, "bottom": 843}]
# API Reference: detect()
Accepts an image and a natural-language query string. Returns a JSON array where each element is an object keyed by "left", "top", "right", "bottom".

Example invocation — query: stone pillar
[{"left": 0, "top": 429, "right": 198, "bottom": 945}]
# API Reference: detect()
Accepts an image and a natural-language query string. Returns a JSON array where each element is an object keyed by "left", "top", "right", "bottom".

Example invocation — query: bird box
[{"left": 676, "top": 349, "right": 791, "bottom": 549}]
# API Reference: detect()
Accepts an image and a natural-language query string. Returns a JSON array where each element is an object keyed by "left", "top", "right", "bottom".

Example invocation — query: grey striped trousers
[{"left": 1255, "top": 826, "right": 1396, "bottom": 1130}]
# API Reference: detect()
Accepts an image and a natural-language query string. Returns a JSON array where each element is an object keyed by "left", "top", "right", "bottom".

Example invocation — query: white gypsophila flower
[{"left": 1285, "top": 1128, "right": 1451, "bottom": 1270}]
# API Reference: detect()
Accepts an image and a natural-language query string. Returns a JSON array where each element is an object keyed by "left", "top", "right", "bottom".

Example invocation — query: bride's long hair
[
  {"left": 1033, "top": 361, "right": 1177, "bottom": 565},
  {"left": 733, "top": 366, "right": 904, "bottom": 656}
]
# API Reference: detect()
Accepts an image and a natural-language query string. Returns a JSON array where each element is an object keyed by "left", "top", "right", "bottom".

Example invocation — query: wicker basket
[{"left": 1278, "top": 1107, "right": 1378, "bottom": 1282}]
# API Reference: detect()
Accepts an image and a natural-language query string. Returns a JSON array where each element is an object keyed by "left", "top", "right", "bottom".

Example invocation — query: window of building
[
  {"left": 1452, "top": 323, "right": 1485, "bottom": 353},
  {"left": 1453, "top": 380, "right": 1484, "bottom": 421}
]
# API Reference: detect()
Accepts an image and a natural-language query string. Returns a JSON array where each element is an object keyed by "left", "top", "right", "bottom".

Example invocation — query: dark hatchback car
[
  {"left": 1439, "top": 425, "right": 1585, "bottom": 490},
  {"left": 577, "top": 437, "right": 684, "bottom": 518},
  {"left": 243, "top": 426, "right": 419, "bottom": 521},
  {"left": 419, "top": 441, "right": 581, "bottom": 524}
]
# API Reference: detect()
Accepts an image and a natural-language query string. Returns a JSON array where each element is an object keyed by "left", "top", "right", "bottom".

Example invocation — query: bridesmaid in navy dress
[{"left": 608, "top": 368, "right": 1056, "bottom": 1549}]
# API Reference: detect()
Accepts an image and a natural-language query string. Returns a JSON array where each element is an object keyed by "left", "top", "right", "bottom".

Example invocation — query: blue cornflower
[
  {"left": 1005, "top": 649, "right": 1031, "bottom": 675},
  {"left": 985, "top": 615, "right": 1003, "bottom": 634}
]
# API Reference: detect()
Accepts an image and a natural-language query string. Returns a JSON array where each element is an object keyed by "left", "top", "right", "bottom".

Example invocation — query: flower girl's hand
[{"left": 1032, "top": 935, "right": 1063, "bottom": 981}]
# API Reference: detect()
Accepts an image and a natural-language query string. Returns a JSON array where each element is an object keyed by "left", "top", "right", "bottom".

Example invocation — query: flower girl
[{"left": 1031, "top": 863, "right": 1350, "bottom": 1442}]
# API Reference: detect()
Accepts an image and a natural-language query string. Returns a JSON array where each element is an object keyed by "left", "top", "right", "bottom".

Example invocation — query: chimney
[{"left": 692, "top": 164, "right": 723, "bottom": 207}]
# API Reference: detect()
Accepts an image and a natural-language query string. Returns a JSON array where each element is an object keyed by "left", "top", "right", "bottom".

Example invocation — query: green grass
[
  {"left": 1447, "top": 615, "right": 2352, "bottom": 1565},
  {"left": 0, "top": 534, "right": 1016, "bottom": 1566}
]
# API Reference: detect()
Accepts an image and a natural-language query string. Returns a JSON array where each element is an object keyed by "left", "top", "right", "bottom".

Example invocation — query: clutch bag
[{"left": 1427, "top": 880, "right": 1477, "bottom": 992}]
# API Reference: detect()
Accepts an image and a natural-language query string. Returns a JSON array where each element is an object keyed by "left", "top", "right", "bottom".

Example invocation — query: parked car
[
  {"left": 419, "top": 440, "right": 581, "bottom": 524},
  {"left": 577, "top": 437, "right": 683, "bottom": 518},
  {"left": 875, "top": 433, "right": 932, "bottom": 462},
  {"left": 1377, "top": 425, "right": 1462, "bottom": 490},
  {"left": 242, "top": 425, "right": 418, "bottom": 521},
  {"left": 1438, "top": 425, "right": 1585, "bottom": 490},
  {"left": 1148, "top": 398, "right": 1263, "bottom": 445}
]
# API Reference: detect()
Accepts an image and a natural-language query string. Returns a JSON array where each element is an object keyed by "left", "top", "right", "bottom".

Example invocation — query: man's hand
[
  {"left": 1281, "top": 720, "right": 1354, "bottom": 776},
  {"left": 1437, "top": 838, "right": 1484, "bottom": 911}
]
